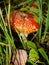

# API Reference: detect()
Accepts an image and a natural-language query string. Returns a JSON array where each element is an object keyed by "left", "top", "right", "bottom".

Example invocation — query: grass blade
[
  {"left": 44, "top": 0, "right": 49, "bottom": 38},
  {"left": 6, "top": 47, "right": 8, "bottom": 65},
  {"left": 38, "top": 47, "right": 49, "bottom": 64},
  {"left": 36, "top": 0, "right": 42, "bottom": 40}
]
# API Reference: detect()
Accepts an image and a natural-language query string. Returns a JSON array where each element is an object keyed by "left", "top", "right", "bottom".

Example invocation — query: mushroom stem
[
  {"left": 20, "top": 33, "right": 28, "bottom": 49},
  {"left": 20, "top": 34, "right": 28, "bottom": 49},
  {"left": 16, "top": 30, "right": 28, "bottom": 49}
]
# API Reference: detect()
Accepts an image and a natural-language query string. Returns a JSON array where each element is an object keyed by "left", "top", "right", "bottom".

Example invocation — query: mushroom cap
[{"left": 10, "top": 11, "right": 39, "bottom": 34}]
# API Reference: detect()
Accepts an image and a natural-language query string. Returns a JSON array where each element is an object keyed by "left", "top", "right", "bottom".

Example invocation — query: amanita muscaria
[
  {"left": 10, "top": 11, "right": 39, "bottom": 35},
  {"left": 10, "top": 10, "right": 39, "bottom": 48}
]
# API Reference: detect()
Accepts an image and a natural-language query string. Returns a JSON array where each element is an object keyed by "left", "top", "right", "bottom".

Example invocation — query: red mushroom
[
  {"left": 10, "top": 11, "right": 39, "bottom": 49},
  {"left": 10, "top": 11, "right": 39, "bottom": 35}
]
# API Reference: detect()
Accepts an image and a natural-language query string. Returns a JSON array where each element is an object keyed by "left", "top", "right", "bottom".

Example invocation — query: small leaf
[
  {"left": 38, "top": 47, "right": 49, "bottom": 64},
  {"left": 29, "top": 48, "right": 39, "bottom": 62},
  {"left": 27, "top": 41, "right": 37, "bottom": 50}
]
